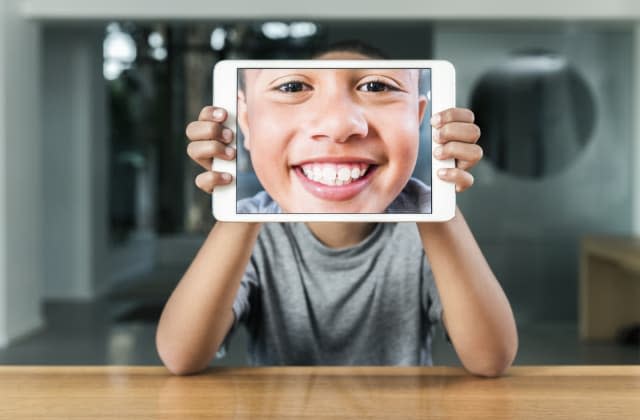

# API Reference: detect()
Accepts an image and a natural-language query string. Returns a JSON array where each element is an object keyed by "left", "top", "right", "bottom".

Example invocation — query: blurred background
[{"left": 0, "top": 0, "right": 638, "bottom": 366}]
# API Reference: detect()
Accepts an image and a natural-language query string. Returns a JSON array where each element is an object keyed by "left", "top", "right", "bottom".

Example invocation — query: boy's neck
[{"left": 305, "top": 222, "right": 377, "bottom": 249}]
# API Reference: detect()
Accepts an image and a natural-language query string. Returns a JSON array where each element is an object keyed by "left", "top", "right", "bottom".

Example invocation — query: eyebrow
[
  {"left": 265, "top": 72, "right": 313, "bottom": 87},
  {"left": 253, "top": 68, "right": 417, "bottom": 89},
  {"left": 355, "top": 69, "right": 413, "bottom": 89}
]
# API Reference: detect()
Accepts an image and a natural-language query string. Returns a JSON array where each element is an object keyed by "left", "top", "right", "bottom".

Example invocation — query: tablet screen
[{"left": 235, "top": 67, "right": 432, "bottom": 214}]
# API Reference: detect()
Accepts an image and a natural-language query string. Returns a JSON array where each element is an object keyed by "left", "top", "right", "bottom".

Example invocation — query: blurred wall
[
  {"left": 634, "top": 27, "right": 640, "bottom": 236},
  {"left": 41, "top": 26, "right": 109, "bottom": 299},
  {"left": 434, "top": 23, "right": 634, "bottom": 323},
  {"left": 0, "top": 0, "right": 43, "bottom": 346}
]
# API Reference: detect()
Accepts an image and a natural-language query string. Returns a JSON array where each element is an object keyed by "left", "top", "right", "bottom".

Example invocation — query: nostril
[{"left": 308, "top": 113, "right": 369, "bottom": 143}]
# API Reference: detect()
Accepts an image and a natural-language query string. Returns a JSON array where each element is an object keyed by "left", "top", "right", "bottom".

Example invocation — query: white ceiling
[{"left": 20, "top": 0, "right": 640, "bottom": 21}]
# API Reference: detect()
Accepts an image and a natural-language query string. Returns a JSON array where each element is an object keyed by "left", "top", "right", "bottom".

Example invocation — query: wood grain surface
[{"left": 0, "top": 366, "right": 638, "bottom": 419}]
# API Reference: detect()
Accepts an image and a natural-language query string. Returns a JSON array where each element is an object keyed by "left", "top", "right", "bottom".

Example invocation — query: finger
[
  {"left": 187, "top": 141, "right": 236, "bottom": 170},
  {"left": 437, "top": 168, "right": 474, "bottom": 193},
  {"left": 431, "top": 107, "right": 475, "bottom": 128},
  {"left": 433, "top": 143, "right": 483, "bottom": 163},
  {"left": 198, "top": 106, "right": 228, "bottom": 123},
  {"left": 186, "top": 121, "right": 234, "bottom": 144},
  {"left": 194, "top": 171, "right": 233, "bottom": 194},
  {"left": 456, "top": 160, "right": 477, "bottom": 171},
  {"left": 433, "top": 122, "right": 481, "bottom": 144}
]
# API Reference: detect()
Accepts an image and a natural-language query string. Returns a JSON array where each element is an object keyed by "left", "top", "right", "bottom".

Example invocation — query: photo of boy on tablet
[{"left": 235, "top": 67, "right": 432, "bottom": 214}]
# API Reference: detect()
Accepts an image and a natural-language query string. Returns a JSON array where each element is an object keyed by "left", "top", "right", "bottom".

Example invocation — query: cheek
[
  {"left": 245, "top": 102, "right": 299, "bottom": 192},
  {"left": 246, "top": 99, "right": 305, "bottom": 142},
  {"left": 247, "top": 102, "right": 290, "bottom": 151},
  {"left": 373, "top": 106, "right": 421, "bottom": 163}
]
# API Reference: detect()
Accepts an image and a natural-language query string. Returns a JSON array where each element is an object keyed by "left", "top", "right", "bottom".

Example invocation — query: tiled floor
[{"left": 0, "top": 300, "right": 637, "bottom": 367}]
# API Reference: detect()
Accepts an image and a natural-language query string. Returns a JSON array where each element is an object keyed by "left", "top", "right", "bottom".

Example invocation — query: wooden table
[{"left": 0, "top": 366, "right": 639, "bottom": 419}]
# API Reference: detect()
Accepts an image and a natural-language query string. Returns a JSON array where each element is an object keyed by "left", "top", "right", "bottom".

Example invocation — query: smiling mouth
[
  {"left": 291, "top": 160, "right": 379, "bottom": 202},
  {"left": 295, "top": 162, "right": 373, "bottom": 186}
]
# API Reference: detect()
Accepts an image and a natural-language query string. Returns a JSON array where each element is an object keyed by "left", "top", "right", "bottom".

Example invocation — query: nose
[{"left": 307, "top": 90, "right": 368, "bottom": 143}]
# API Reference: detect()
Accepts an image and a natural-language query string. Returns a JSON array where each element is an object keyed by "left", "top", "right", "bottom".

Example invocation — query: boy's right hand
[{"left": 185, "top": 106, "right": 235, "bottom": 194}]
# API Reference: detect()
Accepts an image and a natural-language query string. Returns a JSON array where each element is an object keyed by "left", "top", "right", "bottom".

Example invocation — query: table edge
[{"left": 0, "top": 365, "right": 638, "bottom": 376}]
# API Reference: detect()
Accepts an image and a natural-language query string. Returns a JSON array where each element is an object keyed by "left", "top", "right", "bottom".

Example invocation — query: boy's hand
[
  {"left": 431, "top": 108, "right": 482, "bottom": 193},
  {"left": 185, "top": 106, "right": 235, "bottom": 194}
]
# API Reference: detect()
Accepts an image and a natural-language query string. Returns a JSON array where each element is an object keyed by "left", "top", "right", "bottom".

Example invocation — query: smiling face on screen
[{"left": 237, "top": 52, "right": 427, "bottom": 213}]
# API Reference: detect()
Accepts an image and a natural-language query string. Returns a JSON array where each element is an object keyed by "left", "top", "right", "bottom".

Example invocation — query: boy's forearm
[
  {"left": 417, "top": 208, "right": 518, "bottom": 377},
  {"left": 156, "top": 221, "right": 261, "bottom": 375}
]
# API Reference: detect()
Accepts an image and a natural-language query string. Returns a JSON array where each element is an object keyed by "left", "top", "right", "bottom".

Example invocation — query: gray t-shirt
[
  {"left": 237, "top": 177, "right": 432, "bottom": 214},
  {"left": 218, "top": 221, "right": 444, "bottom": 366}
]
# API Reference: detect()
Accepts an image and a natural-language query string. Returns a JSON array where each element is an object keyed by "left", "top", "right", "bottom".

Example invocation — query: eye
[
  {"left": 276, "top": 81, "right": 311, "bottom": 93},
  {"left": 358, "top": 80, "right": 399, "bottom": 92}
]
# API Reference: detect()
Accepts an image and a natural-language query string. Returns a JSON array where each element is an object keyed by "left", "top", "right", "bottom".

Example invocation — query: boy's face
[{"left": 237, "top": 53, "right": 428, "bottom": 213}]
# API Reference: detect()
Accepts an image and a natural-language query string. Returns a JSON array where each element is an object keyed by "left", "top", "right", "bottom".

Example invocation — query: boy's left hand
[{"left": 431, "top": 108, "right": 482, "bottom": 193}]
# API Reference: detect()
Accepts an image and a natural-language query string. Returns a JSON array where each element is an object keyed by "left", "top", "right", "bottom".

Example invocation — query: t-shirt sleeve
[
  {"left": 214, "top": 254, "right": 260, "bottom": 359},
  {"left": 385, "top": 177, "right": 432, "bottom": 213},
  {"left": 421, "top": 251, "right": 450, "bottom": 342},
  {"left": 236, "top": 190, "right": 282, "bottom": 213}
]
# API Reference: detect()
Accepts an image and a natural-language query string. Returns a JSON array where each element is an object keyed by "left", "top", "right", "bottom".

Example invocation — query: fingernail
[
  {"left": 433, "top": 129, "right": 440, "bottom": 143},
  {"left": 438, "top": 169, "right": 448, "bottom": 177},
  {"left": 213, "top": 109, "right": 225, "bottom": 120},
  {"left": 456, "top": 185, "right": 462, "bottom": 192},
  {"left": 430, "top": 114, "right": 441, "bottom": 127},
  {"left": 222, "top": 128, "right": 233, "bottom": 142},
  {"left": 222, "top": 173, "right": 232, "bottom": 182},
  {"left": 225, "top": 146, "right": 235, "bottom": 157},
  {"left": 434, "top": 146, "right": 443, "bottom": 158}
]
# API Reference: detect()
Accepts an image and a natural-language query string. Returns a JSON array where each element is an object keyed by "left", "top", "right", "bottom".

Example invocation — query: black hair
[{"left": 311, "top": 40, "right": 390, "bottom": 60}]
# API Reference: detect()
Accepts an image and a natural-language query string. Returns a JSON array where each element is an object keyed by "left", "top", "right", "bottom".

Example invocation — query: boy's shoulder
[
  {"left": 236, "top": 191, "right": 282, "bottom": 213},
  {"left": 386, "top": 177, "right": 432, "bottom": 213}
]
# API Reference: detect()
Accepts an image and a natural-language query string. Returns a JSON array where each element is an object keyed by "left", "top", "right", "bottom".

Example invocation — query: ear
[
  {"left": 237, "top": 90, "right": 251, "bottom": 151},
  {"left": 417, "top": 94, "right": 428, "bottom": 125}
]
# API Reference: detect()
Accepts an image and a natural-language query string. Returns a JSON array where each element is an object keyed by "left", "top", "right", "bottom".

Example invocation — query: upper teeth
[{"left": 300, "top": 163, "right": 369, "bottom": 186}]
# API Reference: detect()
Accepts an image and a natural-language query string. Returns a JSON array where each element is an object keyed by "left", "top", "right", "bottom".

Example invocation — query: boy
[
  {"left": 156, "top": 44, "right": 518, "bottom": 376},
  {"left": 236, "top": 67, "right": 431, "bottom": 213}
]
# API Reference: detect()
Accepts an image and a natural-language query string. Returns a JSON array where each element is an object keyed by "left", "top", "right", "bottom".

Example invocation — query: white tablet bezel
[{"left": 212, "top": 59, "right": 456, "bottom": 222}]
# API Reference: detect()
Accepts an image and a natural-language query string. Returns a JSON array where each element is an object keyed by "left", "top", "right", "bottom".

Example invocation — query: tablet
[{"left": 212, "top": 60, "right": 456, "bottom": 222}]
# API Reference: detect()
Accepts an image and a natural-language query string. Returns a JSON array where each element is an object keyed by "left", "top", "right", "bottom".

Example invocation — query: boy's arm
[
  {"left": 417, "top": 209, "right": 518, "bottom": 377},
  {"left": 423, "top": 108, "right": 517, "bottom": 376},
  {"left": 157, "top": 105, "right": 256, "bottom": 375},
  {"left": 156, "top": 222, "right": 261, "bottom": 375}
]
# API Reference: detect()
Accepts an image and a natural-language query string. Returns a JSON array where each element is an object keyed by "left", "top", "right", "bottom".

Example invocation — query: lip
[{"left": 293, "top": 164, "right": 378, "bottom": 201}]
